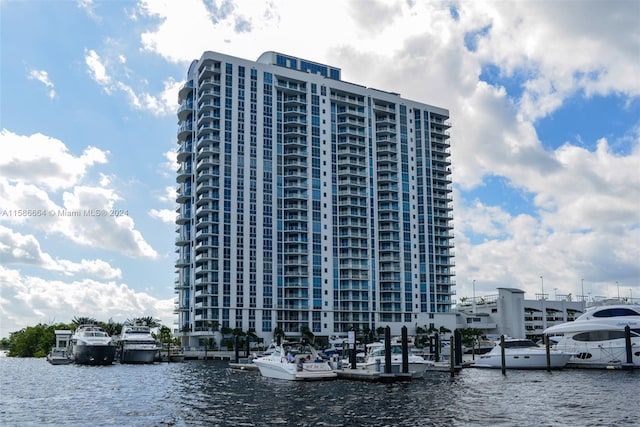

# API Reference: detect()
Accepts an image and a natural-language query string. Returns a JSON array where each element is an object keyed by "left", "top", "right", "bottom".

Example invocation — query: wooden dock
[{"left": 335, "top": 368, "right": 413, "bottom": 382}]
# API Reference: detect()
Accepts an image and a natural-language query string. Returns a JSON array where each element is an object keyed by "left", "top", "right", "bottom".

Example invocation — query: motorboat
[
  {"left": 347, "top": 342, "right": 433, "bottom": 378},
  {"left": 464, "top": 339, "right": 495, "bottom": 355},
  {"left": 116, "top": 322, "right": 160, "bottom": 364},
  {"left": 159, "top": 345, "right": 185, "bottom": 363},
  {"left": 472, "top": 338, "right": 571, "bottom": 369},
  {"left": 47, "top": 329, "right": 72, "bottom": 365},
  {"left": 46, "top": 348, "right": 72, "bottom": 365},
  {"left": 252, "top": 340, "right": 337, "bottom": 381},
  {"left": 544, "top": 304, "right": 640, "bottom": 369},
  {"left": 70, "top": 324, "right": 117, "bottom": 365}
]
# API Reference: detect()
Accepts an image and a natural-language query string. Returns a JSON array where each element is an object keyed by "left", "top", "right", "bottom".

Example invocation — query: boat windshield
[
  {"left": 370, "top": 345, "right": 403, "bottom": 357},
  {"left": 83, "top": 332, "right": 107, "bottom": 337},
  {"left": 504, "top": 340, "right": 538, "bottom": 348},
  {"left": 573, "top": 330, "right": 637, "bottom": 342},
  {"left": 592, "top": 308, "right": 640, "bottom": 318}
]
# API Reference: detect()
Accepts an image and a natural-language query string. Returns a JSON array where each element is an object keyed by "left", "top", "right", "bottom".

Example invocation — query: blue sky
[{"left": 1, "top": 0, "right": 638, "bottom": 337}]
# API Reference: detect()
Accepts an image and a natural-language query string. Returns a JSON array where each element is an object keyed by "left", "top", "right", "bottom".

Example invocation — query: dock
[{"left": 335, "top": 368, "right": 413, "bottom": 382}]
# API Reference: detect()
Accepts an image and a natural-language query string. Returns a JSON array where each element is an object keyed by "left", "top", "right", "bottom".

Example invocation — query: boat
[
  {"left": 159, "top": 345, "right": 185, "bottom": 363},
  {"left": 544, "top": 303, "right": 640, "bottom": 369},
  {"left": 70, "top": 324, "right": 117, "bottom": 365},
  {"left": 252, "top": 340, "right": 337, "bottom": 381},
  {"left": 353, "top": 342, "right": 433, "bottom": 378},
  {"left": 116, "top": 322, "right": 160, "bottom": 364},
  {"left": 47, "top": 329, "right": 72, "bottom": 365},
  {"left": 464, "top": 339, "right": 495, "bottom": 355},
  {"left": 472, "top": 338, "right": 572, "bottom": 369},
  {"left": 46, "top": 348, "right": 72, "bottom": 365}
]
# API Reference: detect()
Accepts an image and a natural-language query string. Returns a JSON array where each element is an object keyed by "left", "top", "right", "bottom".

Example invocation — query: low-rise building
[{"left": 456, "top": 287, "right": 586, "bottom": 340}]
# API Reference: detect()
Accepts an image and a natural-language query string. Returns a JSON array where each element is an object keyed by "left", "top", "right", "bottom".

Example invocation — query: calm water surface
[{"left": 0, "top": 357, "right": 637, "bottom": 426}]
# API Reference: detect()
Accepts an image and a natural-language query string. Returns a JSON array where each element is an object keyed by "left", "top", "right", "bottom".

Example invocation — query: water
[{"left": 1, "top": 357, "right": 637, "bottom": 426}]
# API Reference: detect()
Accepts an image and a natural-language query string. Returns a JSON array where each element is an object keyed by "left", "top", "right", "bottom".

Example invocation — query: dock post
[
  {"left": 245, "top": 337, "right": 250, "bottom": 358},
  {"left": 449, "top": 334, "right": 455, "bottom": 378},
  {"left": 234, "top": 335, "right": 240, "bottom": 363},
  {"left": 623, "top": 325, "right": 633, "bottom": 369},
  {"left": 500, "top": 335, "right": 506, "bottom": 375},
  {"left": 545, "top": 335, "right": 551, "bottom": 372},
  {"left": 384, "top": 326, "right": 392, "bottom": 374},
  {"left": 349, "top": 333, "right": 357, "bottom": 370},
  {"left": 454, "top": 329, "right": 463, "bottom": 367},
  {"left": 401, "top": 326, "right": 409, "bottom": 374},
  {"left": 434, "top": 333, "right": 440, "bottom": 362}
]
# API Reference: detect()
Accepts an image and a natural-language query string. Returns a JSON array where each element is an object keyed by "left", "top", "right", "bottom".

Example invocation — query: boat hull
[
  {"left": 473, "top": 351, "right": 571, "bottom": 369},
  {"left": 557, "top": 341, "right": 640, "bottom": 369},
  {"left": 253, "top": 356, "right": 337, "bottom": 381},
  {"left": 73, "top": 345, "right": 117, "bottom": 365},
  {"left": 47, "top": 350, "right": 72, "bottom": 365},
  {"left": 120, "top": 348, "right": 158, "bottom": 364}
]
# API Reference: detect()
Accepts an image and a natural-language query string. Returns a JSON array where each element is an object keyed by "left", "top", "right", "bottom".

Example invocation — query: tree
[
  {"left": 128, "top": 316, "right": 161, "bottom": 328},
  {"left": 99, "top": 319, "right": 122, "bottom": 337},
  {"left": 459, "top": 328, "right": 484, "bottom": 349},
  {"left": 7, "top": 323, "right": 67, "bottom": 358},
  {"left": 300, "top": 325, "right": 315, "bottom": 346},
  {"left": 156, "top": 325, "right": 173, "bottom": 360},
  {"left": 71, "top": 316, "right": 97, "bottom": 327},
  {"left": 273, "top": 326, "right": 285, "bottom": 340}
]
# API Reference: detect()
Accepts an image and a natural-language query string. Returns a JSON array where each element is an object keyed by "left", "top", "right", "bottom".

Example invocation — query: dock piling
[
  {"left": 500, "top": 335, "right": 506, "bottom": 375},
  {"left": 545, "top": 335, "right": 551, "bottom": 372},
  {"left": 401, "top": 326, "right": 409, "bottom": 374}
]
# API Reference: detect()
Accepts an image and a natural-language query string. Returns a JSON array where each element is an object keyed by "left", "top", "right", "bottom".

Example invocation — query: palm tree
[
  {"left": 100, "top": 320, "right": 122, "bottom": 337},
  {"left": 128, "top": 316, "right": 161, "bottom": 328},
  {"left": 300, "top": 325, "right": 315, "bottom": 345},
  {"left": 273, "top": 326, "right": 285, "bottom": 341},
  {"left": 71, "top": 316, "right": 97, "bottom": 328}
]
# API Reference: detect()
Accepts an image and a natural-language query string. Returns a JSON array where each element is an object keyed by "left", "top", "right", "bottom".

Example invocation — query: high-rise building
[{"left": 175, "top": 51, "right": 455, "bottom": 346}]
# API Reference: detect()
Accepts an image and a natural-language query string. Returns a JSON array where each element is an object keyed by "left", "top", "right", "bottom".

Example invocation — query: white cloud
[
  {"left": 0, "top": 265, "right": 173, "bottom": 337},
  {"left": 77, "top": 0, "right": 99, "bottom": 21},
  {"left": 0, "top": 226, "right": 122, "bottom": 279},
  {"left": 0, "top": 130, "right": 158, "bottom": 259},
  {"left": 27, "top": 69, "right": 56, "bottom": 99},
  {"left": 83, "top": 48, "right": 179, "bottom": 116},
  {"left": 0, "top": 129, "right": 108, "bottom": 191},
  {"left": 149, "top": 208, "right": 177, "bottom": 224}
]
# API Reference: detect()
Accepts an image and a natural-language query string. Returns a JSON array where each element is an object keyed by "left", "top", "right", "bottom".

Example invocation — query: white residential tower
[{"left": 175, "top": 51, "right": 455, "bottom": 346}]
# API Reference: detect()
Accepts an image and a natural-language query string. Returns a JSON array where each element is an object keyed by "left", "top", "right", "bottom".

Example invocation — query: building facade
[
  {"left": 175, "top": 51, "right": 455, "bottom": 346},
  {"left": 457, "top": 288, "right": 586, "bottom": 340}
]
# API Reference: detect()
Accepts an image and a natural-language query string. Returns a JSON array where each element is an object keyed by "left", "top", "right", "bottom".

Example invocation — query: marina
[{"left": 1, "top": 356, "right": 638, "bottom": 426}]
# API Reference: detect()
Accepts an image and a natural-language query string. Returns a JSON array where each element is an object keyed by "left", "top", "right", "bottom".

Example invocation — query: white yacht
[
  {"left": 117, "top": 323, "right": 160, "bottom": 364},
  {"left": 70, "top": 324, "right": 117, "bottom": 365},
  {"left": 472, "top": 338, "right": 572, "bottom": 369},
  {"left": 544, "top": 304, "right": 640, "bottom": 369},
  {"left": 252, "top": 340, "right": 337, "bottom": 381}
]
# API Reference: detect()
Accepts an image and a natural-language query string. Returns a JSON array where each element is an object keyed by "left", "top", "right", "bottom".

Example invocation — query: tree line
[{"left": 2, "top": 316, "right": 171, "bottom": 358}]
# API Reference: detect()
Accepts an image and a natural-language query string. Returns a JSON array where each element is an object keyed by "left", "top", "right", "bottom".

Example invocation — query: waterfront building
[
  {"left": 457, "top": 288, "right": 587, "bottom": 340},
  {"left": 175, "top": 51, "right": 455, "bottom": 347}
]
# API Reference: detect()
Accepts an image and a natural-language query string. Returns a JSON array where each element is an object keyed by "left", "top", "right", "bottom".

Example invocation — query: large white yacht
[
  {"left": 252, "top": 340, "right": 337, "bottom": 381},
  {"left": 70, "top": 324, "right": 117, "bottom": 365},
  {"left": 117, "top": 323, "right": 160, "bottom": 364},
  {"left": 544, "top": 303, "right": 640, "bottom": 369},
  {"left": 472, "top": 338, "right": 572, "bottom": 369}
]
